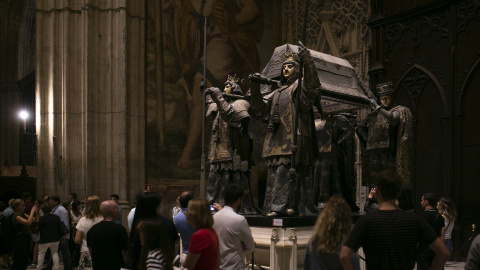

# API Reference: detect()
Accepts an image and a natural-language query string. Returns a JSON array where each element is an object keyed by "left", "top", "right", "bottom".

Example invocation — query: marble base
[
  {"left": 245, "top": 214, "right": 364, "bottom": 270},
  {"left": 245, "top": 216, "right": 316, "bottom": 270}
]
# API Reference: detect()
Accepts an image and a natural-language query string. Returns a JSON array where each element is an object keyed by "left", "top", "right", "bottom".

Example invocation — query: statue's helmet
[{"left": 376, "top": 81, "right": 395, "bottom": 97}]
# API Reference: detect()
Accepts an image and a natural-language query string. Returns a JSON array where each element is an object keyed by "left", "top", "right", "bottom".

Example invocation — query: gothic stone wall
[{"left": 369, "top": 0, "right": 480, "bottom": 259}]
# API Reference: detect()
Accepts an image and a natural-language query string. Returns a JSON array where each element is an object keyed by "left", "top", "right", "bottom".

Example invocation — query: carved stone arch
[
  {"left": 395, "top": 64, "right": 448, "bottom": 116},
  {"left": 458, "top": 57, "right": 480, "bottom": 114},
  {"left": 393, "top": 64, "right": 449, "bottom": 203}
]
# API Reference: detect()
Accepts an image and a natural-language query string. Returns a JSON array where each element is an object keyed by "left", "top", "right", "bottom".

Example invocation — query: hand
[
  {"left": 205, "top": 87, "right": 222, "bottom": 99},
  {"left": 298, "top": 41, "right": 308, "bottom": 57},
  {"left": 368, "top": 187, "right": 376, "bottom": 199},
  {"left": 369, "top": 98, "right": 381, "bottom": 112},
  {"left": 31, "top": 205, "right": 38, "bottom": 215},
  {"left": 248, "top": 73, "right": 263, "bottom": 84},
  {"left": 212, "top": 203, "right": 223, "bottom": 212}
]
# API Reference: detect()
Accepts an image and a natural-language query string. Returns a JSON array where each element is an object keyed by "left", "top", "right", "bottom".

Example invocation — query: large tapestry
[{"left": 145, "top": 0, "right": 275, "bottom": 181}]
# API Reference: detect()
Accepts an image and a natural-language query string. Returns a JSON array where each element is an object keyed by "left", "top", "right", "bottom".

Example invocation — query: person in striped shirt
[{"left": 139, "top": 218, "right": 174, "bottom": 270}]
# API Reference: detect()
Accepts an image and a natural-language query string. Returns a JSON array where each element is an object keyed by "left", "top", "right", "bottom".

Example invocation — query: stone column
[{"left": 36, "top": 0, "right": 145, "bottom": 202}]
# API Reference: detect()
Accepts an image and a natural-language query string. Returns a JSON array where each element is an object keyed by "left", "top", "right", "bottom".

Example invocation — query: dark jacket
[{"left": 37, "top": 213, "right": 64, "bottom": 244}]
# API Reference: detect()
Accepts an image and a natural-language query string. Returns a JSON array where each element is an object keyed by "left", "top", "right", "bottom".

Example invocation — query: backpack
[{"left": 0, "top": 212, "right": 16, "bottom": 244}]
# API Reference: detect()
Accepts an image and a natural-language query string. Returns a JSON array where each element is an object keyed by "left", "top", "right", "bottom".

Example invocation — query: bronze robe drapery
[
  {"left": 250, "top": 50, "right": 321, "bottom": 215},
  {"left": 357, "top": 105, "right": 413, "bottom": 187}
]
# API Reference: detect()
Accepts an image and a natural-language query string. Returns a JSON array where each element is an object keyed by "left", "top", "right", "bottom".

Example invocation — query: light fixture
[
  {"left": 19, "top": 110, "right": 29, "bottom": 120},
  {"left": 19, "top": 110, "right": 29, "bottom": 131}
]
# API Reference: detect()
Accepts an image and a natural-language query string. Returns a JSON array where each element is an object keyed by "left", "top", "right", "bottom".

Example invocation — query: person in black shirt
[
  {"left": 36, "top": 203, "right": 64, "bottom": 270},
  {"left": 417, "top": 193, "right": 445, "bottom": 270},
  {"left": 340, "top": 169, "right": 449, "bottom": 270},
  {"left": 158, "top": 212, "right": 180, "bottom": 255},
  {"left": 87, "top": 200, "right": 128, "bottom": 270}
]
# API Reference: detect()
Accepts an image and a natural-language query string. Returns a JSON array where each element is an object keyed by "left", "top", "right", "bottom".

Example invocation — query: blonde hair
[
  {"left": 187, "top": 199, "right": 214, "bottom": 229},
  {"left": 84, "top": 196, "right": 101, "bottom": 220},
  {"left": 311, "top": 196, "right": 351, "bottom": 254},
  {"left": 438, "top": 197, "right": 456, "bottom": 222},
  {"left": 9, "top": 198, "right": 24, "bottom": 212}
]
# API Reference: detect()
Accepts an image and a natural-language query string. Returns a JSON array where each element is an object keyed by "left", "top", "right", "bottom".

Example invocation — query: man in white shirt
[{"left": 213, "top": 184, "right": 255, "bottom": 270}]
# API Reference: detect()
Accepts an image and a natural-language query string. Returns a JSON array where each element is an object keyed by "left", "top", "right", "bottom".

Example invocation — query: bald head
[
  {"left": 100, "top": 200, "right": 120, "bottom": 221},
  {"left": 179, "top": 191, "right": 194, "bottom": 208}
]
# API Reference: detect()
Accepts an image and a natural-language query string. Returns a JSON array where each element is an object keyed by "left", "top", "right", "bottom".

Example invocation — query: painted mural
[{"left": 146, "top": 0, "right": 275, "bottom": 181}]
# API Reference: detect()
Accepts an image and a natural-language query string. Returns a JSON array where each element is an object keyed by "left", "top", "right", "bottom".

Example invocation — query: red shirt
[{"left": 188, "top": 227, "right": 219, "bottom": 270}]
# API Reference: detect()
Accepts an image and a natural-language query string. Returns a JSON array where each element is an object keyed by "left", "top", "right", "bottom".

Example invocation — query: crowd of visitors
[{"left": 1, "top": 170, "right": 479, "bottom": 270}]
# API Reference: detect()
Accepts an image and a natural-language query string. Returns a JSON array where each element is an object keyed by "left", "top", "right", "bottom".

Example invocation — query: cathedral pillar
[{"left": 36, "top": 0, "right": 145, "bottom": 202}]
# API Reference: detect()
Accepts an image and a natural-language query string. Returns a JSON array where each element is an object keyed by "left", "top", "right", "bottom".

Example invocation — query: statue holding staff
[
  {"left": 205, "top": 75, "right": 260, "bottom": 214},
  {"left": 356, "top": 82, "right": 414, "bottom": 210},
  {"left": 249, "top": 41, "right": 321, "bottom": 216}
]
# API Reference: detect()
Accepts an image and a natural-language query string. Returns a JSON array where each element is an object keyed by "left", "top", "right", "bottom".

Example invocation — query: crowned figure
[
  {"left": 205, "top": 75, "right": 260, "bottom": 214},
  {"left": 356, "top": 82, "right": 414, "bottom": 210},
  {"left": 249, "top": 42, "right": 321, "bottom": 216}
]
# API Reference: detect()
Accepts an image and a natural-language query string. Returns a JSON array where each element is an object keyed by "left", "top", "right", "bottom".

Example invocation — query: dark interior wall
[
  {"left": 0, "top": 0, "right": 36, "bottom": 167},
  {"left": 457, "top": 7, "right": 480, "bottom": 256},
  {"left": 370, "top": 0, "right": 480, "bottom": 259},
  {"left": 0, "top": 0, "right": 23, "bottom": 166}
]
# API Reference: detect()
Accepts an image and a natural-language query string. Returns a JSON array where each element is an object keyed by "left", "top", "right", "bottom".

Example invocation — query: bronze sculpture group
[{"left": 204, "top": 42, "right": 413, "bottom": 216}]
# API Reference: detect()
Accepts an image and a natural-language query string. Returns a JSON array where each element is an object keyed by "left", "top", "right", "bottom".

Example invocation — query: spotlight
[{"left": 19, "top": 110, "right": 29, "bottom": 120}]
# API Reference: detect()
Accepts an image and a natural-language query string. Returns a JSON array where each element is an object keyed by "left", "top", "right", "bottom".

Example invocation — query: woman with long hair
[
  {"left": 182, "top": 199, "right": 219, "bottom": 270},
  {"left": 128, "top": 192, "right": 163, "bottom": 270},
  {"left": 74, "top": 196, "right": 103, "bottom": 270},
  {"left": 304, "top": 195, "right": 360, "bottom": 270},
  {"left": 437, "top": 197, "right": 457, "bottom": 256},
  {"left": 138, "top": 218, "right": 174, "bottom": 270},
  {"left": 10, "top": 198, "right": 38, "bottom": 270}
]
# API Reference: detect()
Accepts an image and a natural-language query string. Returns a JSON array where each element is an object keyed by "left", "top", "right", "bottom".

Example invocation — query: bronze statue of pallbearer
[
  {"left": 313, "top": 111, "right": 360, "bottom": 212},
  {"left": 356, "top": 82, "right": 414, "bottom": 210},
  {"left": 249, "top": 41, "right": 321, "bottom": 217},
  {"left": 204, "top": 75, "right": 260, "bottom": 214}
]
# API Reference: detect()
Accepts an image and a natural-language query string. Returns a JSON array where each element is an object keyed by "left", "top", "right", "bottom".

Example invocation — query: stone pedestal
[
  {"left": 245, "top": 214, "right": 365, "bottom": 270},
  {"left": 246, "top": 216, "right": 317, "bottom": 270},
  {"left": 250, "top": 226, "right": 313, "bottom": 270}
]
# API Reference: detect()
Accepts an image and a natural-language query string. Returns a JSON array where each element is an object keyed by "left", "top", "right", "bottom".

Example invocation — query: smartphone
[{"left": 210, "top": 205, "right": 214, "bottom": 211}]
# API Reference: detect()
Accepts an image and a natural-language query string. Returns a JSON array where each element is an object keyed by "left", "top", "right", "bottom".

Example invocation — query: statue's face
[
  {"left": 282, "top": 63, "right": 295, "bottom": 80},
  {"left": 224, "top": 84, "right": 232, "bottom": 94},
  {"left": 380, "top": 96, "right": 393, "bottom": 108}
]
